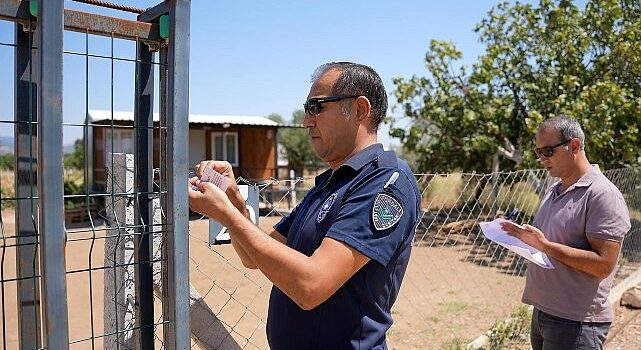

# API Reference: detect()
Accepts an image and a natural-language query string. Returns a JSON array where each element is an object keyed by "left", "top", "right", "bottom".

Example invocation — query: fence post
[
  {"left": 491, "top": 154, "right": 500, "bottom": 216},
  {"left": 37, "top": 0, "right": 70, "bottom": 348},
  {"left": 104, "top": 153, "right": 138, "bottom": 349},
  {"left": 289, "top": 169, "right": 297, "bottom": 208},
  {"left": 14, "top": 19, "right": 41, "bottom": 349},
  {"left": 134, "top": 39, "right": 156, "bottom": 349},
  {"left": 105, "top": 154, "right": 192, "bottom": 349},
  {"left": 160, "top": 1, "right": 192, "bottom": 348}
]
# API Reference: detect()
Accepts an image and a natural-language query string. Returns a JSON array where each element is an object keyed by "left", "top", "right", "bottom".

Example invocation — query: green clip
[
  {"left": 29, "top": 0, "right": 38, "bottom": 17},
  {"left": 159, "top": 15, "right": 169, "bottom": 39}
]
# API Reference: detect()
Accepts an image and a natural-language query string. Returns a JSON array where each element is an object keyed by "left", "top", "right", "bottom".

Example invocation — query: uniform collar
[
  {"left": 313, "top": 143, "right": 383, "bottom": 187},
  {"left": 341, "top": 143, "right": 383, "bottom": 172}
]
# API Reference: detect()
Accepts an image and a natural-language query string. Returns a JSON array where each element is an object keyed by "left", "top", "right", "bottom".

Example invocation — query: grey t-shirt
[{"left": 522, "top": 166, "right": 631, "bottom": 322}]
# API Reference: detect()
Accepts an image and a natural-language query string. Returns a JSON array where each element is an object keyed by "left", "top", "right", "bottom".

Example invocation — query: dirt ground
[
  {"left": 0, "top": 210, "right": 639, "bottom": 349},
  {"left": 605, "top": 304, "right": 641, "bottom": 350}
]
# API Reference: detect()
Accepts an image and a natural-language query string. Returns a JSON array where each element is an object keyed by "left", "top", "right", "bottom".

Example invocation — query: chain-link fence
[
  {"left": 177, "top": 167, "right": 641, "bottom": 349},
  {"left": 0, "top": 2, "right": 639, "bottom": 349},
  {"left": 5, "top": 166, "right": 638, "bottom": 348}
]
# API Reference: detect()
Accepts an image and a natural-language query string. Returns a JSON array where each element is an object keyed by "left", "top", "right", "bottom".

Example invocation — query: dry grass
[
  {"left": 64, "top": 168, "right": 85, "bottom": 186},
  {"left": 478, "top": 181, "right": 541, "bottom": 217},
  {"left": 1, "top": 170, "right": 15, "bottom": 209},
  {"left": 419, "top": 174, "right": 541, "bottom": 216},
  {"left": 421, "top": 173, "right": 464, "bottom": 210},
  {"left": 1, "top": 169, "right": 84, "bottom": 209},
  {"left": 630, "top": 209, "right": 641, "bottom": 221}
]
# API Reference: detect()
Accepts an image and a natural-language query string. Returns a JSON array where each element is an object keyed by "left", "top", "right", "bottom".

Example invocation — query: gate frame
[{"left": 1, "top": 0, "right": 192, "bottom": 348}]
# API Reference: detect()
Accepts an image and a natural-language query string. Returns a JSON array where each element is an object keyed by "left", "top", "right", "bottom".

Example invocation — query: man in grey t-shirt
[{"left": 501, "top": 116, "right": 631, "bottom": 350}]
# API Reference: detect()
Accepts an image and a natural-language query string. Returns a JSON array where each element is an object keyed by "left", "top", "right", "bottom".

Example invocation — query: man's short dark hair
[
  {"left": 538, "top": 115, "right": 586, "bottom": 150},
  {"left": 312, "top": 62, "right": 388, "bottom": 131}
]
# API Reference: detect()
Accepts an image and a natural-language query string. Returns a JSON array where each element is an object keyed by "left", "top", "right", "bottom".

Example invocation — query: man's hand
[
  {"left": 500, "top": 220, "right": 621, "bottom": 278},
  {"left": 500, "top": 221, "right": 547, "bottom": 251},
  {"left": 195, "top": 160, "right": 236, "bottom": 184},
  {"left": 193, "top": 160, "right": 249, "bottom": 218},
  {"left": 188, "top": 178, "right": 236, "bottom": 225}
]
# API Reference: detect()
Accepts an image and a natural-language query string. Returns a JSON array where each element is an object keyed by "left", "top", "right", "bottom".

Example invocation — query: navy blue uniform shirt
[{"left": 269, "top": 144, "right": 420, "bottom": 350}]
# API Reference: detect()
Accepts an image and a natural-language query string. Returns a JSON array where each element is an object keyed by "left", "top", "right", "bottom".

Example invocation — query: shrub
[
  {"left": 0, "top": 153, "right": 14, "bottom": 170},
  {"left": 64, "top": 178, "right": 86, "bottom": 209},
  {"left": 486, "top": 304, "right": 532, "bottom": 350}
]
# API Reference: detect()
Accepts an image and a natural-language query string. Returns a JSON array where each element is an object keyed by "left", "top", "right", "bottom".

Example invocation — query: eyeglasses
[
  {"left": 534, "top": 139, "right": 571, "bottom": 158},
  {"left": 303, "top": 95, "right": 360, "bottom": 116}
]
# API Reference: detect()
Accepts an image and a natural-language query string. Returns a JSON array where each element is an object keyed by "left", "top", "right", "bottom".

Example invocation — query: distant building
[{"left": 88, "top": 110, "right": 284, "bottom": 191}]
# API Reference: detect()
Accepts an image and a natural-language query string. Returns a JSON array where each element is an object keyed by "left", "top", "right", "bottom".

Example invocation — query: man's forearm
[
  {"left": 224, "top": 213, "right": 323, "bottom": 307},
  {"left": 230, "top": 232, "right": 258, "bottom": 269},
  {"left": 541, "top": 241, "right": 616, "bottom": 279},
  {"left": 227, "top": 186, "right": 250, "bottom": 218}
]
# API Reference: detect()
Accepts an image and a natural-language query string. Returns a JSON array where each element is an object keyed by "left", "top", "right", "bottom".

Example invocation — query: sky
[{"left": 0, "top": 0, "right": 585, "bottom": 147}]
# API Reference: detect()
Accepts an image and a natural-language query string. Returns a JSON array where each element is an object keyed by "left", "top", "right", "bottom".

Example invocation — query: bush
[
  {"left": 0, "top": 187, "right": 10, "bottom": 209},
  {"left": 64, "top": 178, "right": 86, "bottom": 209},
  {"left": 486, "top": 304, "right": 532, "bottom": 350},
  {"left": 440, "top": 337, "right": 467, "bottom": 350},
  {"left": 0, "top": 153, "right": 14, "bottom": 170}
]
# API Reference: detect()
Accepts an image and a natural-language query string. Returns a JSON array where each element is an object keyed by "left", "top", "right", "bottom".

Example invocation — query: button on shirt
[
  {"left": 268, "top": 144, "right": 420, "bottom": 350},
  {"left": 523, "top": 166, "right": 631, "bottom": 322}
]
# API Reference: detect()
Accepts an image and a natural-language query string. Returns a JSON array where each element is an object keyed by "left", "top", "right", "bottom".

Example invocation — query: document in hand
[{"left": 479, "top": 218, "right": 555, "bottom": 269}]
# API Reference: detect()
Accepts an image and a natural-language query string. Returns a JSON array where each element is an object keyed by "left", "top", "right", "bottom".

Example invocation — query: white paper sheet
[{"left": 479, "top": 218, "right": 555, "bottom": 269}]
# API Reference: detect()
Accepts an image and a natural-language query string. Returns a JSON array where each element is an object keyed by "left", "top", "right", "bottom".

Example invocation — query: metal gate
[{"left": 0, "top": 0, "right": 191, "bottom": 348}]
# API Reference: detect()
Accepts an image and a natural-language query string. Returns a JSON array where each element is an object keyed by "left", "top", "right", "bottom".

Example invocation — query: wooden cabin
[{"left": 88, "top": 110, "right": 283, "bottom": 191}]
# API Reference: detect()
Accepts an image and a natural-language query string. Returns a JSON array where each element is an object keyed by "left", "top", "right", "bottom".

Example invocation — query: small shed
[{"left": 88, "top": 110, "right": 282, "bottom": 191}]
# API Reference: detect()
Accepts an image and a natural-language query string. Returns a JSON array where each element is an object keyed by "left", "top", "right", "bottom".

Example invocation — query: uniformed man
[{"left": 188, "top": 62, "right": 420, "bottom": 349}]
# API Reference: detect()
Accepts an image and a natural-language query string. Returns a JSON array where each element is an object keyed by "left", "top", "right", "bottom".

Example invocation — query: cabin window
[{"left": 210, "top": 131, "right": 238, "bottom": 166}]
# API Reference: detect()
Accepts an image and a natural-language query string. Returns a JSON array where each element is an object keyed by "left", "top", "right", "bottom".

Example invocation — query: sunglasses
[
  {"left": 534, "top": 139, "right": 571, "bottom": 158},
  {"left": 303, "top": 95, "right": 360, "bottom": 116}
]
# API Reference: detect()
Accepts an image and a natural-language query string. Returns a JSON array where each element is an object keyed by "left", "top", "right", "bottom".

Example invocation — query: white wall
[{"left": 189, "top": 129, "right": 206, "bottom": 169}]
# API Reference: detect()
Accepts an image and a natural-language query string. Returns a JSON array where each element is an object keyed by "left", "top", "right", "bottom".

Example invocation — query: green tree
[
  {"left": 391, "top": 0, "right": 641, "bottom": 172},
  {"left": 268, "top": 111, "right": 323, "bottom": 177},
  {"left": 64, "top": 137, "right": 85, "bottom": 170},
  {"left": 0, "top": 153, "right": 14, "bottom": 170}
]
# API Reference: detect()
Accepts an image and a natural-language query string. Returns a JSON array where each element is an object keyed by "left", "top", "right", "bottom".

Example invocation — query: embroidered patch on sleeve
[{"left": 371, "top": 193, "right": 403, "bottom": 230}]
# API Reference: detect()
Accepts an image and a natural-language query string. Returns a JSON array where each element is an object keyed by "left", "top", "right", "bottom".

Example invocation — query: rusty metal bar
[
  {"left": 63, "top": 8, "right": 161, "bottom": 42},
  {"left": 0, "top": 0, "right": 162, "bottom": 43},
  {"left": 137, "top": 1, "right": 169, "bottom": 23},
  {"left": 71, "top": 0, "right": 146, "bottom": 14}
]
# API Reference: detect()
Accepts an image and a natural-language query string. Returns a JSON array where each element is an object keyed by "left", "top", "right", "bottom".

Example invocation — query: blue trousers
[{"left": 530, "top": 308, "right": 611, "bottom": 350}]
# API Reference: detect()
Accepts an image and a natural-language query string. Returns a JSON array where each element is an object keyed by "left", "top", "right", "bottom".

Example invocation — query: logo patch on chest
[
  {"left": 372, "top": 193, "right": 403, "bottom": 230},
  {"left": 316, "top": 192, "right": 338, "bottom": 223}
]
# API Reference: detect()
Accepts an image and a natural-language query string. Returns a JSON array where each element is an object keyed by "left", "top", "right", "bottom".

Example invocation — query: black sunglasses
[
  {"left": 534, "top": 139, "right": 571, "bottom": 158},
  {"left": 303, "top": 95, "right": 360, "bottom": 116}
]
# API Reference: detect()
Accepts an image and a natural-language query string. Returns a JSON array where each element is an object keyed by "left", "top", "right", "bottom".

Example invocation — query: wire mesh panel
[{"left": 0, "top": 0, "right": 190, "bottom": 348}]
